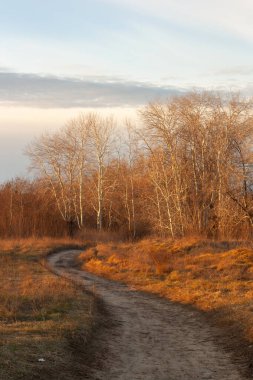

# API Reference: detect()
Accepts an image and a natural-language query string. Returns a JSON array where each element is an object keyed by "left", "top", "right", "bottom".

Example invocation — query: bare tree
[
  {"left": 140, "top": 93, "right": 253, "bottom": 238},
  {"left": 88, "top": 113, "right": 115, "bottom": 231},
  {"left": 26, "top": 115, "right": 90, "bottom": 236}
]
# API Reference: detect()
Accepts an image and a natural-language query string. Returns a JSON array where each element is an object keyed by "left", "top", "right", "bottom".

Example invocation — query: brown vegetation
[
  {"left": 1, "top": 93, "right": 253, "bottom": 240},
  {"left": 78, "top": 238, "right": 253, "bottom": 348},
  {"left": 0, "top": 238, "right": 98, "bottom": 380}
]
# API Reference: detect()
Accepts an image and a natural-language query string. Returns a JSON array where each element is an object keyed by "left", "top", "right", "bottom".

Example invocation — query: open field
[
  {"left": 0, "top": 238, "right": 99, "bottom": 380},
  {"left": 78, "top": 237, "right": 253, "bottom": 372}
]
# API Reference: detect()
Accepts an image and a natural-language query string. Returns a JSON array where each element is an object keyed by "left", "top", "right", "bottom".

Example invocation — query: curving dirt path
[{"left": 47, "top": 250, "right": 247, "bottom": 380}]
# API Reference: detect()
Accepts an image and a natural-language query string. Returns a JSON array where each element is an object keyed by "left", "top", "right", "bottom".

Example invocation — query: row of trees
[{"left": 1, "top": 93, "right": 253, "bottom": 239}]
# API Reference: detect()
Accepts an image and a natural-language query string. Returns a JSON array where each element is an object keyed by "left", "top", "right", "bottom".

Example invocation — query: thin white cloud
[
  {"left": 216, "top": 66, "right": 253, "bottom": 76},
  {"left": 103, "top": 0, "right": 253, "bottom": 43}
]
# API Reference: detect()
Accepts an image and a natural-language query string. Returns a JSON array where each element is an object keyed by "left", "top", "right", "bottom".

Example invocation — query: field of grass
[
  {"left": 78, "top": 237, "right": 253, "bottom": 363},
  {"left": 0, "top": 238, "right": 98, "bottom": 380},
  {"left": 3, "top": 236, "right": 253, "bottom": 377}
]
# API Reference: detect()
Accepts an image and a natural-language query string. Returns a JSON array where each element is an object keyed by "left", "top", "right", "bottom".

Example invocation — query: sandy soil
[{"left": 47, "top": 250, "right": 247, "bottom": 380}]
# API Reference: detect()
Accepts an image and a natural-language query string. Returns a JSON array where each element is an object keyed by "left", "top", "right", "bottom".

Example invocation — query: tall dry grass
[
  {"left": 0, "top": 238, "right": 97, "bottom": 380},
  {"left": 78, "top": 237, "right": 253, "bottom": 358}
]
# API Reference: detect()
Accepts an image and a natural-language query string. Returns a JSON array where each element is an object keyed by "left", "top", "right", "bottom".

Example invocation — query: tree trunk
[{"left": 67, "top": 219, "right": 76, "bottom": 238}]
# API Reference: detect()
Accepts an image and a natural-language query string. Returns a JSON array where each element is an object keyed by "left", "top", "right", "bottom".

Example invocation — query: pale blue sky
[{"left": 0, "top": 0, "right": 253, "bottom": 181}]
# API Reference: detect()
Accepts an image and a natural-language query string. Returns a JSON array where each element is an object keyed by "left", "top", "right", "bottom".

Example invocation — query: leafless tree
[
  {"left": 88, "top": 113, "right": 115, "bottom": 231},
  {"left": 26, "top": 115, "right": 90, "bottom": 236}
]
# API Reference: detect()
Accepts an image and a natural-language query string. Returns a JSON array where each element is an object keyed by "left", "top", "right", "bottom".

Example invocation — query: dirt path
[{"left": 47, "top": 250, "right": 247, "bottom": 380}]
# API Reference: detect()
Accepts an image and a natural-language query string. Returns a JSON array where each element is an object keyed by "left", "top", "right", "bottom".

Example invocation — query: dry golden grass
[
  {"left": 78, "top": 237, "right": 253, "bottom": 344},
  {"left": 0, "top": 238, "right": 96, "bottom": 380}
]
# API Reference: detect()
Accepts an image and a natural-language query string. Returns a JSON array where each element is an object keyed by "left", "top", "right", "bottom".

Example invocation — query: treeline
[{"left": 1, "top": 92, "right": 253, "bottom": 240}]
